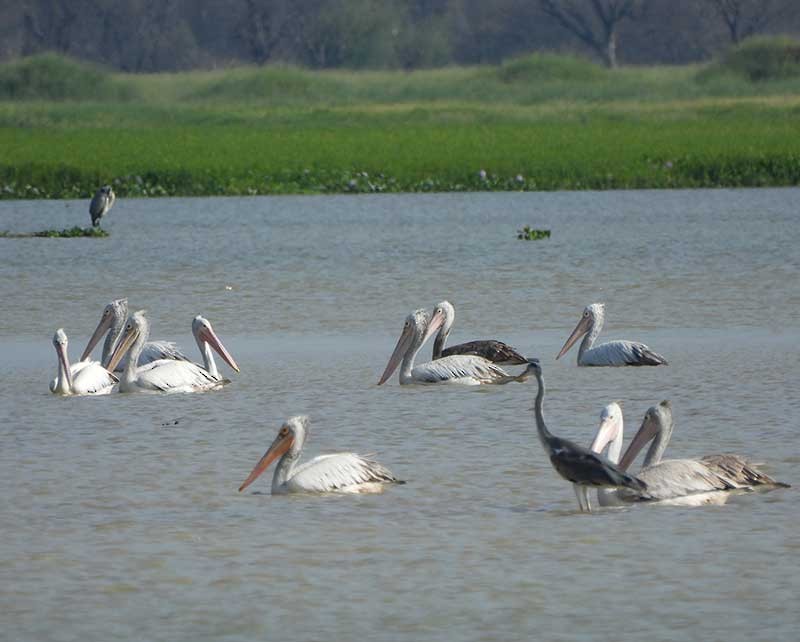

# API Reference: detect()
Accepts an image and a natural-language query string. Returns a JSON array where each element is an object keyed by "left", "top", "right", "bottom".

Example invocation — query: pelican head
[
  {"left": 377, "top": 309, "right": 437, "bottom": 385},
  {"left": 618, "top": 400, "right": 673, "bottom": 470},
  {"left": 590, "top": 401, "right": 623, "bottom": 455},
  {"left": 81, "top": 298, "right": 128, "bottom": 362},
  {"left": 430, "top": 300, "right": 455, "bottom": 356},
  {"left": 192, "top": 315, "right": 240, "bottom": 373},
  {"left": 106, "top": 310, "right": 148, "bottom": 372},
  {"left": 238, "top": 415, "right": 309, "bottom": 492},
  {"left": 556, "top": 302, "right": 605, "bottom": 360},
  {"left": 52, "top": 328, "right": 73, "bottom": 390}
]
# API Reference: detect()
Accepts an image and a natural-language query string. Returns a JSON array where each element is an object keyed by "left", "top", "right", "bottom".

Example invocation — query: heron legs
[{"left": 573, "top": 484, "right": 593, "bottom": 512}]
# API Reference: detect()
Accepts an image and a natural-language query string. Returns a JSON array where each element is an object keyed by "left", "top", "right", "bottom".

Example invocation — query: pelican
[
  {"left": 430, "top": 300, "right": 530, "bottom": 365},
  {"left": 378, "top": 309, "right": 534, "bottom": 386},
  {"left": 106, "top": 310, "right": 240, "bottom": 393},
  {"left": 527, "top": 361, "right": 646, "bottom": 512},
  {"left": 607, "top": 401, "right": 789, "bottom": 503},
  {"left": 89, "top": 185, "right": 116, "bottom": 227},
  {"left": 556, "top": 303, "right": 668, "bottom": 367},
  {"left": 49, "top": 328, "right": 117, "bottom": 396},
  {"left": 238, "top": 415, "right": 402, "bottom": 494},
  {"left": 81, "top": 298, "right": 189, "bottom": 372}
]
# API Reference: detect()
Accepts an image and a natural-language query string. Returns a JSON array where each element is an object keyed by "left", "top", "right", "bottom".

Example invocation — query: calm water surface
[{"left": 1, "top": 190, "right": 798, "bottom": 642}]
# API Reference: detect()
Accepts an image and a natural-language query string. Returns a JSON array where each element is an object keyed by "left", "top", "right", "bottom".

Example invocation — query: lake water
[{"left": 1, "top": 189, "right": 798, "bottom": 642}]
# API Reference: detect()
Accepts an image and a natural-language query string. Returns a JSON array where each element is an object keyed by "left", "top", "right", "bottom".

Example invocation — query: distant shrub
[
  {"left": 498, "top": 53, "right": 608, "bottom": 84},
  {"left": 0, "top": 54, "right": 137, "bottom": 101},
  {"left": 191, "top": 66, "right": 337, "bottom": 102},
  {"left": 702, "top": 37, "right": 800, "bottom": 83}
]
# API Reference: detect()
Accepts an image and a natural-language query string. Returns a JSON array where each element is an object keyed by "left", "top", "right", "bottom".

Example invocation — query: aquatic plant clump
[
  {"left": 517, "top": 226, "right": 550, "bottom": 240},
  {"left": 0, "top": 226, "right": 109, "bottom": 238}
]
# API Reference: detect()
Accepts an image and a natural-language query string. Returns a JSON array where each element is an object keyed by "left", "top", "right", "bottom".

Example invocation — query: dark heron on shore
[
  {"left": 90, "top": 185, "right": 116, "bottom": 227},
  {"left": 527, "top": 360, "right": 647, "bottom": 512}
]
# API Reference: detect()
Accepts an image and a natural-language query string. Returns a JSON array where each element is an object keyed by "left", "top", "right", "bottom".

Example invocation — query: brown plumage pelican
[{"left": 430, "top": 301, "right": 530, "bottom": 365}]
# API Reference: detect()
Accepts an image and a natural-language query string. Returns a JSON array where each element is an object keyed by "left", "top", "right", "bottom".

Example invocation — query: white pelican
[
  {"left": 106, "top": 310, "right": 240, "bottom": 393},
  {"left": 90, "top": 185, "right": 115, "bottom": 227},
  {"left": 81, "top": 298, "right": 188, "bottom": 371},
  {"left": 378, "top": 309, "right": 534, "bottom": 386},
  {"left": 556, "top": 303, "right": 668, "bottom": 367},
  {"left": 527, "top": 361, "right": 646, "bottom": 512},
  {"left": 590, "top": 400, "right": 788, "bottom": 504},
  {"left": 238, "top": 415, "right": 401, "bottom": 494},
  {"left": 49, "top": 329, "right": 117, "bottom": 396},
  {"left": 431, "top": 300, "right": 530, "bottom": 365}
]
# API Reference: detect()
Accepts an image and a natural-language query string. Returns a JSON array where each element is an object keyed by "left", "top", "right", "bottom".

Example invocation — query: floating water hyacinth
[
  {"left": 517, "top": 226, "right": 550, "bottom": 241},
  {"left": 0, "top": 226, "right": 109, "bottom": 238}
]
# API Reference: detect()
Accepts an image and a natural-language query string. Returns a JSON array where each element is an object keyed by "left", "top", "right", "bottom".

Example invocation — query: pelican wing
[
  {"left": 441, "top": 339, "right": 529, "bottom": 365},
  {"left": 140, "top": 340, "right": 189, "bottom": 364},
  {"left": 134, "top": 359, "right": 221, "bottom": 392},
  {"left": 701, "top": 454, "right": 788, "bottom": 488},
  {"left": 286, "top": 453, "right": 399, "bottom": 493},
  {"left": 618, "top": 459, "right": 738, "bottom": 502},
  {"left": 70, "top": 361, "right": 118, "bottom": 395},
  {"left": 582, "top": 341, "right": 668, "bottom": 367},
  {"left": 412, "top": 354, "right": 514, "bottom": 385}
]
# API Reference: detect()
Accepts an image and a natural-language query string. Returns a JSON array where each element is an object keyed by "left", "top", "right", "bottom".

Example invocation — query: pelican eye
[{"left": 279, "top": 428, "right": 289, "bottom": 436}]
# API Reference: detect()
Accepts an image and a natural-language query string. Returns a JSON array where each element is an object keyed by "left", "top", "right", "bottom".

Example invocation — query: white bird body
[
  {"left": 378, "top": 309, "right": 532, "bottom": 386},
  {"left": 106, "top": 311, "right": 240, "bottom": 394},
  {"left": 239, "top": 416, "right": 401, "bottom": 495},
  {"left": 557, "top": 303, "right": 667, "bottom": 367},
  {"left": 50, "top": 329, "right": 117, "bottom": 396},
  {"left": 590, "top": 400, "right": 787, "bottom": 506},
  {"left": 82, "top": 299, "right": 189, "bottom": 372}
]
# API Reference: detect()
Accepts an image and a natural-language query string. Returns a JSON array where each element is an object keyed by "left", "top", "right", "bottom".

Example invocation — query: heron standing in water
[{"left": 90, "top": 185, "right": 116, "bottom": 227}]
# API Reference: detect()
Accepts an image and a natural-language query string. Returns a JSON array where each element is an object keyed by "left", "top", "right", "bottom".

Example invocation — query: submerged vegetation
[
  {"left": 0, "top": 226, "right": 109, "bottom": 238},
  {"left": 1, "top": 40, "right": 800, "bottom": 199}
]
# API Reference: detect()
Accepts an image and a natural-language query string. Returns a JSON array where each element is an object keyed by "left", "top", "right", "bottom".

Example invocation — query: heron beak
[
  {"left": 421, "top": 308, "right": 446, "bottom": 347},
  {"left": 106, "top": 326, "right": 138, "bottom": 372},
  {"left": 57, "top": 341, "right": 73, "bottom": 390},
  {"left": 618, "top": 417, "right": 657, "bottom": 471},
  {"left": 200, "top": 326, "right": 240, "bottom": 373},
  {"left": 590, "top": 415, "right": 618, "bottom": 455},
  {"left": 238, "top": 432, "right": 295, "bottom": 492},
  {"left": 378, "top": 324, "right": 413, "bottom": 385},
  {"left": 556, "top": 315, "right": 591, "bottom": 360},
  {"left": 81, "top": 314, "right": 112, "bottom": 362}
]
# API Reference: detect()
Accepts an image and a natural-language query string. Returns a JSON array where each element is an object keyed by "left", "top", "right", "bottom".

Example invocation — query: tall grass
[{"left": 1, "top": 44, "right": 799, "bottom": 197}]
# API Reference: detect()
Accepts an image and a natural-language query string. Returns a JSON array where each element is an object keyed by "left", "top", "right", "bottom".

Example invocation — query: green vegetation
[
  {"left": 517, "top": 227, "right": 551, "bottom": 241},
  {"left": 1, "top": 43, "right": 799, "bottom": 199},
  {"left": 0, "top": 226, "right": 109, "bottom": 238}
]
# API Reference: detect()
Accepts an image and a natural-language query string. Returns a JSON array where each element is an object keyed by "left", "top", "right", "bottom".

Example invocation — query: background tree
[
  {"left": 705, "top": 0, "right": 792, "bottom": 44},
  {"left": 537, "top": 0, "right": 641, "bottom": 67}
]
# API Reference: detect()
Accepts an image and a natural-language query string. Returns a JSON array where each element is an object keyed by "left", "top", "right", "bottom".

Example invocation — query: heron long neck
[
  {"left": 399, "top": 332, "right": 425, "bottom": 384},
  {"left": 102, "top": 316, "right": 125, "bottom": 368},
  {"left": 643, "top": 420, "right": 673, "bottom": 468},
  {"left": 578, "top": 314, "right": 603, "bottom": 361},
  {"left": 532, "top": 372, "right": 554, "bottom": 448}
]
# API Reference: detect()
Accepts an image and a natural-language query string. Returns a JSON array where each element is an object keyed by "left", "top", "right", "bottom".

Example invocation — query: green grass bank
[{"left": 2, "top": 44, "right": 800, "bottom": 199}]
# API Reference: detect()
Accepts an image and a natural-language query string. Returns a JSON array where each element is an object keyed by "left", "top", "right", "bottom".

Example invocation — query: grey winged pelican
[
  {"left": 527, "top": 361, "right": 646, "bottom": 512},
  {"left": 238, "top": 415, "right": 402, "bottom": 494},
  {"left": 556, "top": 303, "right": 668, "bottom": 367},
  {"left": 81, "top": 298, "right": 188, "bottom": 371},
  {"left": 430, "top": 300, "right": 530, "bottom": 365},
  {"left": 378, "top": 309, "right": 534, "bottom": 386},
  {"left": 50, "top": 329, "right": 117, "bottom": 396},
  {"left": 89, "top": 185, "right": 116, "bottom": 227},
  {"left": 605, "top": 401, "right": 789, "bottom": 503},
  {"left": 106, "top": 310, "right": 239, "bottom": 393}
]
